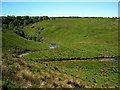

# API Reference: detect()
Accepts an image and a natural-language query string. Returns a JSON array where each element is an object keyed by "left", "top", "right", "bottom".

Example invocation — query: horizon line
[{"left": 1, "top": 15, "right": 118, "bottom": 17}]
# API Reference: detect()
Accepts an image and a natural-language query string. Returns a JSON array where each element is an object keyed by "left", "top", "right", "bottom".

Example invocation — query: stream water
[
  {"left": 17, "top": 44, "right": 120, "bottom": 62},
  {"left": 18, "top": 44, "right": 57, "bottom": 57},
  {"left": 51, "top": 45, "right": 57, "bottom": 49}
]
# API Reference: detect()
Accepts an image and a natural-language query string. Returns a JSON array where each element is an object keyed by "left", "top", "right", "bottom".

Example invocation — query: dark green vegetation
[
  {"left": 2, "top": 16, "right": 119, "bottom": 88},
  {"left": 2, "top": 16, "right": 55, "bottom": 42}
]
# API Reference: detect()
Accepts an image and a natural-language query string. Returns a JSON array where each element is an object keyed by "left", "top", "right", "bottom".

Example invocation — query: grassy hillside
[
  {"left": 22, "top": 18, "right": 118, "bottom": 61},
  {"left": 2, "top": 31, "right": 50, "bottom": 57},
  {"left": 2, "top": 18, "right": 119, "bottom": 88}
]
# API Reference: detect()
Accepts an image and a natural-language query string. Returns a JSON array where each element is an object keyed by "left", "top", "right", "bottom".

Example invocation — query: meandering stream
[
  {"left": 18, "top": 43, "right": 57, "bottom": 57},
  {"left": 17, "top": 43, "right": 120, "bottom": 62}
]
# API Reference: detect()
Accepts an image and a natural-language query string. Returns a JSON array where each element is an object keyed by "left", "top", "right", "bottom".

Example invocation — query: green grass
[
  {"left": 2, "top": 18, "right": 119, "bottom": 88},
  {"left": 22, "top": 18, "right": 118, "bottom": 61},
  {"left": 2, "top": 31, "right": 50, "bottom": 55},
  {"left": 48, "top": 60, "right": 119, "bottom": 88}
]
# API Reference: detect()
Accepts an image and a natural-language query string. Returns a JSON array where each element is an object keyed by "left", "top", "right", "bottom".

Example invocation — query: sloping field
[
  {"left": 2, "top": 31, "right": 50, "bottom": 55},
  {"left": 22, "top": 18, "right": 118, "bottom": 61}
]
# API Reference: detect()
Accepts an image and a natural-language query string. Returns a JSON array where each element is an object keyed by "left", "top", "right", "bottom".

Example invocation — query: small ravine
[{"left": 17, "top": 43, "right": 120, "bottom": 62}]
